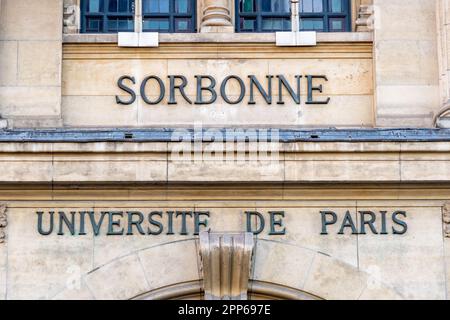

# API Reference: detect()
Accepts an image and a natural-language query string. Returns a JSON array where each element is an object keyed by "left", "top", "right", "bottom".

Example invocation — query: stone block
[
  {"left": 252, "top": 240, "right": 315, "bottom": 290},
  {"left": 0, "top": 41, "right": 17, "bottom": 86},
  {"left": 138, "top": 240, "right": 200, "bottom": 291},
  {"left": 357, "top": 206, "right": 446, "bottom": 300},
  {"left": 303, "top": 253, "right": 368, "bottom": 300},
  {"left": 0, "top": 86, "right": 61, "bottom": 117},
  {"left": 18, "top": 41, "right": 61, "bottom": 86},
  {"left": 85, "top": 254, "right": 150, "bottom": 300},
  {"left": 6, "top": 207, "right": 93, "bottom": 299},
  {"left": 0, "top": 0, "right": 63, "bottom": 41}
]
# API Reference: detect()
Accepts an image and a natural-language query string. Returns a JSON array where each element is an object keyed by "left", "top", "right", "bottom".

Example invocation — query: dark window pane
[
  {"left": 301, "top": 0, "right": 322, "bottom": 13},
  {"left": 143, "top": 0, "right": 169, "bottom": 13},
  {"left": 88, "top": 0, "right": 101, "bottom": 12},
  {"left": 240, "top": 17, "right": 256, "bottom": 31},
  {"left": 160, "top": 0, "right": 169, "bottom": 12},
  {"left": 86, "top": 17, "right": 103, "bottom": 32},
  {"left": 175, "top": 0, "right": 189, "bottom": 13},
  {"left": 241, "top": 0, "right": 255, "bottom": 13},
  {"left": 283, "top": 18, "right": 291, "bottom": 30},
  {"left": 330, "top": 0, "right": 342, "bottom": 12},
  {"left": 301, "top": 0, "right": 312, "bottom": 12},
  {"left": 143, "top": 18, "right": 170, "bottom": 31},
  {"left": 109, "top": 0, "right": 118, "bottom": 12},
  {"left": 329, "top": 18, "right": 344, "bottom": 31},
  {"left": 107, "top": 17, "right": 134, "bottom": 31},
  {"left": 108, "top": 0, "right": 134, "bottom": 13},
  {"left": 313, "top": 0, "right": 323, "bottom": 12},
  {"left": 175, "top": 18, "right": 191, "bottom": 31},
  {"left": 261, "top": 0, "right": 290, "bottom": 13},
  {"left": 118, "top": 0, "right": 129, "bottom": 12},
  {"left": 262, "top": 17, "right": 290, "bottom": 31},
  {"left": 301, "top": 18, "right": 324, "bottom": 31}
]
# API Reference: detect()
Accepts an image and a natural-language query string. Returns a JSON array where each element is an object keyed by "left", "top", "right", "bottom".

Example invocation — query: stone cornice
[
  {"left": 63, "top": 32, "right": 373, "bottom": 44},
  {"left": 0, "top": 128, "right": 449, "bottom": 143}
]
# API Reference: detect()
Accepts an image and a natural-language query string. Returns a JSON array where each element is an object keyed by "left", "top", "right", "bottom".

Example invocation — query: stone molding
[
  {"left": 443, "top": 202, "right": 450, "bottom": 238},
  {"left": 0, "top": 204, "right": 7, "bottom": 244},
  {"left": 199, "top": 232, "right": 254, "bottom": 300}
]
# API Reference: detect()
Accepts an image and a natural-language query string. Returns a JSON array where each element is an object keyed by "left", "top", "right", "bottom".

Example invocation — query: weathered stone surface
[
  {"left": 139, "top": 240, "right": 200, "bottom": 291},
  {"left": 6, "top": 207, "right": 93, "bottom": 299},
  {"left": 85, "top": 253, "right": 149, "bottom": 300},
  {"left": 357, "top": 207, "right": 446, "bottom": 300},
  {"left": 252, "top": 240, "right": 315, "bottom": 290}
]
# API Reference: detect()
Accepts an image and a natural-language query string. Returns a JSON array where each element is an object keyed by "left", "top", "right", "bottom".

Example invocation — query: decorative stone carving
[
  {"left": 199, "top": 232, "right": 254, "bottom": 300},
  {"left": 355, "top": 5, "right": 373, "bottom": 32},
  {"left": 0, "top": 204, "right": 7, "bottom": 244},
  {"left": 200, "top": 0, "right": 234, "bottom": 33},
  {"left": 64, "top": 0, "right": 80, "bottom": 34},
  {"left": 443, "top": 203, "right": 450, "bottom": 238}
]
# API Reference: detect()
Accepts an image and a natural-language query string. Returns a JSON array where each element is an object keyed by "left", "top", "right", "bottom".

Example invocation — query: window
[
  {"left": 300, "top": 0, "right": 350, "bottom": 31},
  {"left": 80, "top": 0, "right": 196, "bottom": 33},
  {"left": 236, "top": 0, "right": 291, "bottom": 32},
  {"left": 236, "top": 0, "right": 351, "bottom": 32},
  {"left": 142, "top": 0, "right": 196, "bottom": 32},
  {"left": 81, "top": 0, "right": 135, "bottom": 33}
]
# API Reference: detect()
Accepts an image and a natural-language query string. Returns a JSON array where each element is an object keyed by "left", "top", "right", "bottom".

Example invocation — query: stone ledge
[
  {"left": 0, "top": 128, "right": 447, "bottom": 143},
  {"left": 63, "top": 32, "right": 373, "bottom": 44}
]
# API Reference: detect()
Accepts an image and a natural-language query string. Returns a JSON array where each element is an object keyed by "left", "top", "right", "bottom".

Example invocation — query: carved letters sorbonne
[{"left": 0, "top": 204, "right": 7, "bottom": 243}]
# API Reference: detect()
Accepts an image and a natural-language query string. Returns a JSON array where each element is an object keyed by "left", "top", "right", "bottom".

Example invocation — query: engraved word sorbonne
[{"left": 116, "top": 74, "right": 331, "bottom": 106}]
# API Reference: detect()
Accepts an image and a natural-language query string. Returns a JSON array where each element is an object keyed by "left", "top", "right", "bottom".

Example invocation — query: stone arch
[{"left": 53, "top": 238, "right": 404, "bottom": 300}]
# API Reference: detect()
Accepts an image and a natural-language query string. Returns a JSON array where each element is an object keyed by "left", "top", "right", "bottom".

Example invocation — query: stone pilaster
[
  {"left": 199, "top": 232, "right": 254, "bottom": 300},
  {"left": 200, "top": 0, "right": 234, "bottom": 33},
  {"left": 373, "top": 0, "right": 440, "bottom": 127},
  {"left": 435, "top": 0, "right": 450, "bottom": 127},
  {"left": 0, "top": 0, "right": 64, "bottom": 129}
]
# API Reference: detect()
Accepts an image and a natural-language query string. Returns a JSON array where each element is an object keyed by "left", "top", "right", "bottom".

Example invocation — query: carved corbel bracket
[
  {"left": 355, "top": 5, "right": 374, "bottom": 32},
  {"left": 443, "top": 203, "right": 450, "bottom": 238},
  {"left": 63, "top": 0, "right": 80, "bottom": 34},
  {"left": 199, "top": 232, "right": 254, "bottom": 300},
  {"left": 0, "top": 204, "right": 7, "bottom": 244}
]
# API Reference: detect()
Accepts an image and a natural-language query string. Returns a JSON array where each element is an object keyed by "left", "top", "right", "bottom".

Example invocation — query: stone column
[
  {"left": 200, "top": 0, "right": 234, "bottom": 33},
  {"left": 199, "top": 232, "right": 254, "bottom": 300}
]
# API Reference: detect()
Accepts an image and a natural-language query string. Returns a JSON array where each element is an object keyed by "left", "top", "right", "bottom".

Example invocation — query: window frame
[
  {"left": 235, "top": 0, "right": 351, "bottom": 33},
  {"left": 81, "top": 0, "right": 136, "bottom": 33},
  {"left": 141, "top": 0, "right": 197, "bottom": 33},
  {"left": 299, "top": 0, "right": 351, "bottom": 32},
  {"left": 235, "top": 0, "right": 292, "bottom": 33}
]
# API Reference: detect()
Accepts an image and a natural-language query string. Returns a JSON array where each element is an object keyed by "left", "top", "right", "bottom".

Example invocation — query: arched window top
[{"left": 236, "top": 0, "right": 351, "bottom": 32}]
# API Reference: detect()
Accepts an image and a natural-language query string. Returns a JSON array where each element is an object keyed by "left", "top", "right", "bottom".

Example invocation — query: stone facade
[{"left": 1, "top": 0, "right": 450, "bottom": 300}]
